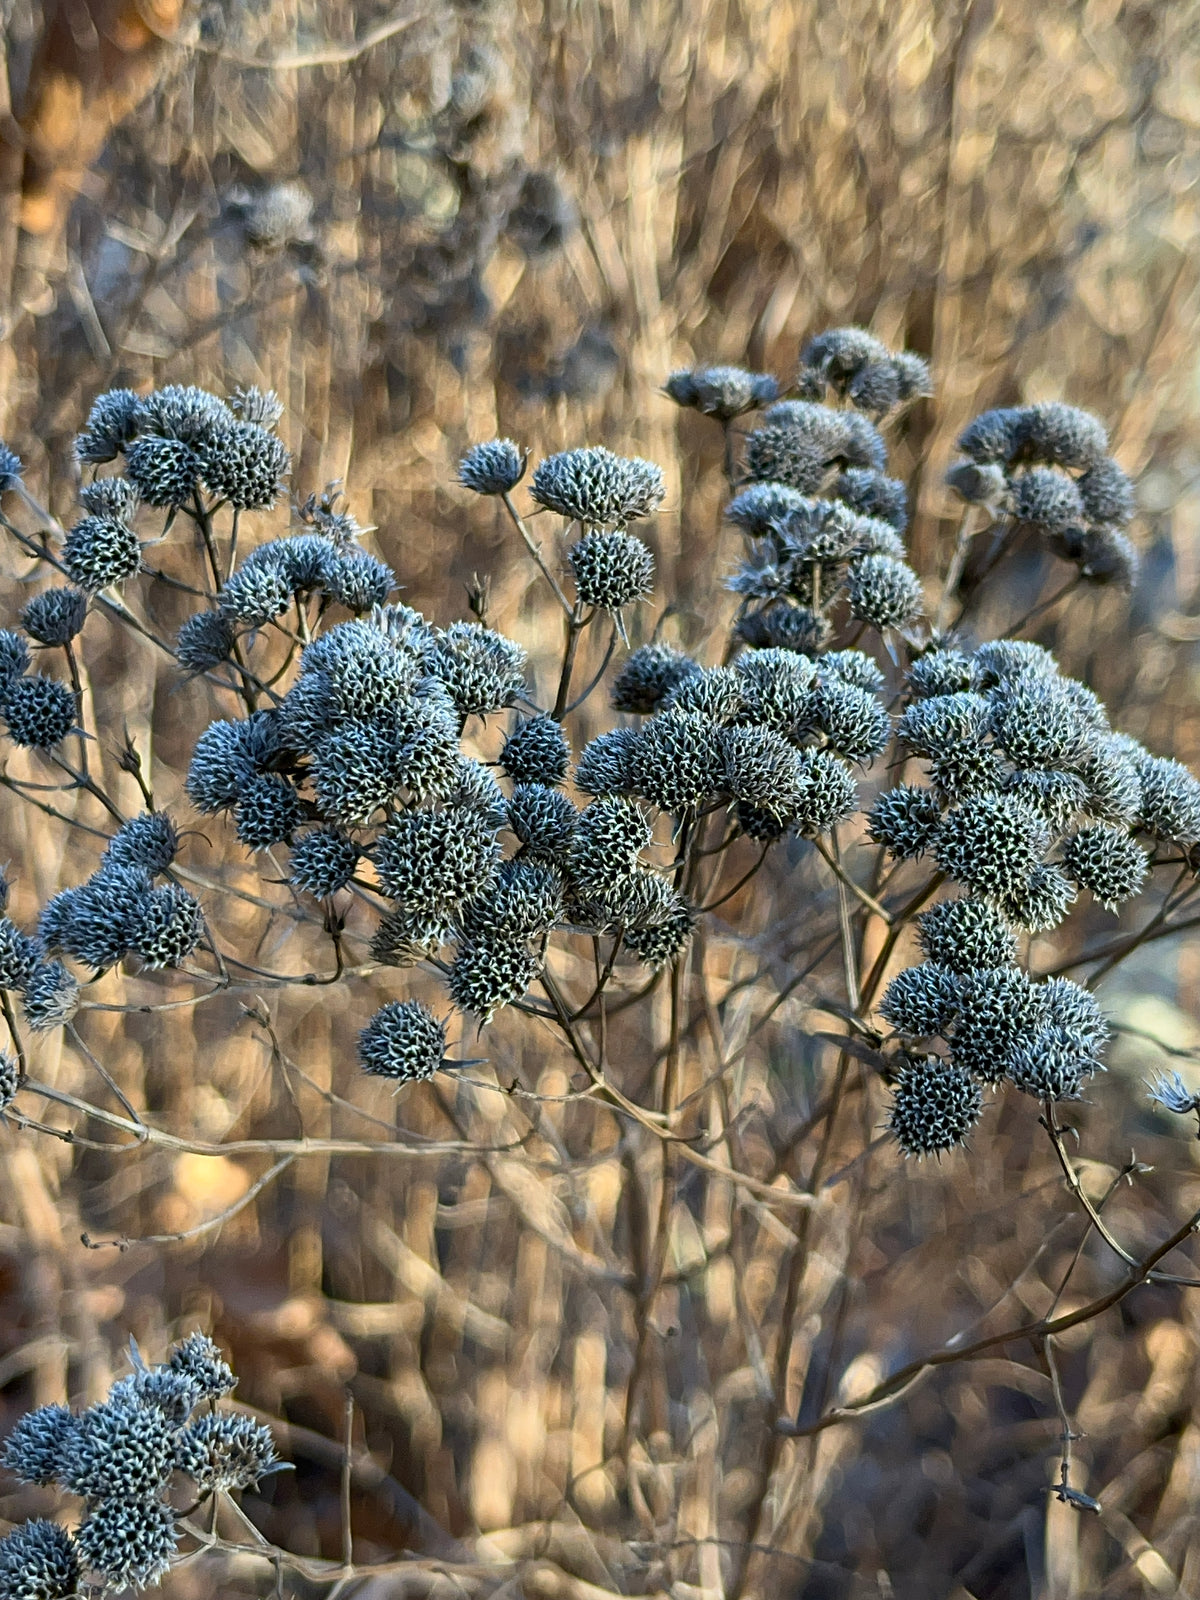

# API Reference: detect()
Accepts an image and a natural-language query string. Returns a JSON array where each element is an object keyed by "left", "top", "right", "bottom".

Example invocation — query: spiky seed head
[
  {"left": 448, "top": 938, "right": 542, "bottom": 1023},
  {"left": 1011, "top": 466, "right": 1085, "bottom": 534},
  {"left": 1134, "top": 753, "right": 1200, "bottom": 847},
  {"left": 567, "top": 796, "right": 652, "bottom": 896},
  {"left": 1061, "top": 823, "right": 1148, "bottom": 910},
  {"left": 137, "top": 384, "right": 234, "bottom": 445},
  {"left": 2, "top": 1405, "right": 78, "bottom": 1486},
  {"left": 370, "top": 911, "right": 451, "bottom": 967},
  {"left": 1077, "top": 456, "right": 1135, "bottom": 529},
  {"left": 847, "top": 360, "right": 901, "bottom": 414},
  {"left": 611, "top": 642, "right": 699, "bottom": 715},
  {"left": 135, "top": 885, "right": 204, "bottom": 968},
  {"left": 508, "top": 784, "right": 577, "bottom": 859},
  {"left": 21, "top": 962, "right": 79, "bottom": 1031},
  {"left": 720, "top": 724, "right": 808, "bottom": 813},
  {"left": 574, "top": 726, "right": 642, "bottom": 797},
  {"left": 74, "top": 1495, "right": 179, "bottom": 1590},
  {"left": 662, "top": 665, "right": 744, "bottom": 724},
  {"left": 62, "top": 514, "right": 141, "bottom": 590},
  {"left": 896, "top": 692, "right": 990, "bottom": 756},
  {"left": 665, "top": 365, "right": 779, "bottom": 419},
  {"left": 929, "top": 744, "right": 1009, "bottom": 804},
  {"left": 459, "top": 858, "right": 565, "bottom": 940},
  {"left": 235, "top": 774, "right": 303, "bottom": 850},
  {"left": 0, "top": 1519, "right": 80, "bottom": 1600},
  {"left": 724, "top": 483, "right": 811, "bottom": 537},
  {"left": 793, "top": 748, "right": 858, "bottom": 835},
  {"left": 174, "top": 1411, "right": 283, "bottom": 1494},
  {"left": 945, "top": 459, "right": 1009, "bottom": 505},
  {"left": 229, "top": 385, "right": 285, "bottom": 429},
  {"left": 199, "top": 421, "right": 290, "bottom": 509},
  {"left": 501, "top": 715, "right": 570, "bottom": 786},
  {"left": 1014, "top": 402, "right": 1108, "bottom": 470},
  {"left": 626, "top": 708, "right": 725, "bottom": 813},
  {"left": 124, "top": 434, "right": 202, "bottom": 507},
  {"left": 623, "top": 895, "right": 695, "bottom": 969},
  {"left": 75, "top": 387, "right": 144, "bottom": 462},
  {"left": 934, "top": 794, "right": 1050, "bottom": 898},
  {"left": 821, "top": 650, "right": 886, "bottom": 693},
  {"left": 219, "top": 557, "right": 294, "bottom": 627},
  {"left": 358, "top": 1000, "right": 447, "bottom": 1083},
  {"left": 289, "top": 829, "right": 360, "bottom": 897},
  {"left": 427, "top": 621, "right": 527, "bottom": 718},
  {"left": 1007, "top": 1025, "right": 1096, "bottom": 1100},
  {"left": 256, "top": 533, "right": 337, "bottom": 594},
  {"left": 742, "top": 423, "right": 826, "bottom": 493},
  {"left": 916, "top": 898, "right": 1018, "bottom": 974},
  {"left": 531, "top": 447, "right": 665, "bottom": 525},
  {"left": 176, "top": 609, "right": 237, "bottom": 671},
  {"left": 989, "top": 679, "right": 1093, "bottom": 771},
  {"left": 372, "top": 809, "right": 501, "bottom": 918},
  {"left": 950, "top": 966, "right": 1045, "bottom": 1082},
  {"left": 809, "top": 678, "right": 890, "bottom": 762},
  {"left": 956, "top": 408, "right": 1025, "bottom": 465},
  {"left": 879, "top": 963, "right": 961, "bottom": 1037},
  {"left": 868, "top": 783, "right": 944, "bottom": 859},
  {"left": 1079, "top": 738, "right": 1142, "bottom": 826},
  {"left": 458, "top": 438, "right": 526, "bottom": 494},
  {"left": 0, "top": 916, "right": 38, "bottom": 993},
  {"left": 973, "top": 639, "right": 1059, "bottom": 686},
  {"left": 328, "top": 549, "right": 396, "bottom": 612},
  {"left": 999, "top": 862, "right": 1077, "bottom": 932},
  {"left": 831, "top": 469, "right": 908, "bottom": 530},
  {"left": 20, "top": 587, "right": 87, "bottom": 646},
  {"left": 108, "top": 1369, "right": 199, "bottom": 1425},
  {"left": 888, "top": 1055, "right": 983, "bottom": 1157},
  {"left": 1002, "top": 768, "right": 1088, "bottom": 832},
  {"left": 310, "top": 721, "right": 403, "bottom": 827},
  {"left": 567, "top": 530, "right": 655, "bottom": 611},
  {"left": 102, "top": 811, "right": 178, "bottom": 875},
  {"left": 0, "top": 631, "right": 31, "bottom": 683},
  {"left": 846, "top": 554, "right": 924, "bottom": 630},
  {"left": 79, "top": 475, "right": 141, "bottom": 520},
  {"left": 168, "top": 1331, "right": 236, "bottom": 1397},
  {"left": 734, "top": 647, "right": 817, "bottom": 734},
  {"left": 2, "top": 677, "right": 77, "bottom": 749},
  {"left": 59, "top": 1395, "right": 176, "bottom": 1500},
  {"left": 41, "top": 866, "right": 154, "bottom": 970}
]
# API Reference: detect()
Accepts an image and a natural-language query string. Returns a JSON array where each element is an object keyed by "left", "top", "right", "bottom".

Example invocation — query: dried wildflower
[
  {"left": 138, "top": 384, "right": 234, "bottom": 445},
  {"left": 725, "top": 483, "right": 811, "bottom": 537},
  {"left": 1080, "top": 738, "right": 1142, "bottom": 826},
  {"left": 219, "top": 556, "right": 294, "bottom": 627},
  {"left": 448, "top": 758, "right": 508, "bottom": 825},
  {"left": 43, "top": 866, "right": 153, "bottom": 970},
  {"left": 799, "top": 326, "right": 889, "bottom": 385},
  {"left": 568, "top": 797, "right": 652, "bottom": 893},
  {"left": 1133, "top": 752, "right": 1200, "bottom": 847},
  {"left": 665, "top": 365, "right": 779, "bottom": 419},
  {"left": 897, "top": 692, "right": 990, "bottom": 757},
  {"left": 74, "top": 1495, "right": 179, "bottom": 1590},
  {"left": 880, "top": 963, "right": 961, "bottom": 1037},
  {"left": 935, "top": 794, "right": 1050, "bottom": 898},
  {"left": 888, "top": 1055, "right": 982, "bottom": 1157},
  {"left": 917, "top": 898, "right": 1017, "bottom": 974},
  {"left": 1147, "top": 1071, "right": 1200, "bottom": 1117},
  {"left": 235, "top": 774, "right": 303, "bottom": 850},
  {"left": 125, "top": 434, "right": 202, "bottom": 507},
  {"left": 1016, "top": 402, "right": 1108, "bottom": 470},
  {"left": 1062, "top": 824, "right": 1148, "bottom": 910},
  {"left": 62, "top": 514, "right": 141, "bottom": 591},
  {"left": 310, "top": 721, "right": 403, "bottom": 826},
  {"left": 661, "top": 665, "right": 742, "bottom": 724},
  {"left": 624, "top": 895, "right": 695, "bottom": 968},
  {"left": 103, "top": 811, "right": 178, "bottom": 876},
  {"left": 199, "top": 422, "right": 290, "bottom": 510},
  {"left": 0, "top": 919, "right": 38, "bottom": 991},
  {"left": 0, "top": 631, "right": 31, "bottom": 683},
  {"left": 930, "top": 744, "right": 1009, "bottom": 804},
  {"left": 255, "top": 534, "right": 336, "bottom": 594},
  {"left": 574, "top": 726, "right": 642, "bottom": 796},
  {"left": 20, "top": 587, "right": 87, "bottom": 647},
  {"left": 2, "top": 1405, "right": 78, "bottom": 1486},
  {"left": 79, "top": 476, "right": 140, "bottom": 520},
  {"left": 1075, "top": 528, "right": 1138, "bottom": 588},
  {"left": 973, "top": 639, "right": 1058, "bottom": 686},
  {"left": 109, "top": 1369, "right": 198, "bottom": 1425},
  {"left": 176, "top": 610, "right": 236, "bottom": 672},
  {"left": 459, "top": 439, "right": 526, "bottom": 495},
  {"left": 169, "top": 1332, "right": 236, "bottom": 1398},
  {"left": 945, "top": 459, "right": 1009, "bottom": 505},
  {"left": 821, "top": 650, "right": 886, "bottom": 694},
  {"left": 568, "top": 530, "right": 655, "bottom": 611},
  {"left": 627, "top": 707, "right": 725, "bottom": 813},
  {"left": 1042, "top": 976, "right": 1108, "bottom": 1053},
  {"left": 0, "top": 1519, "right": 79, "bottom": 1600},
  {"left": 831, "top": 469, "right": 908, "bottom": 530},
  {"left": 449, "top": 937, "right": 542, "bottom": 1023},
  {"left": 289, "top": 829, "right": 360, "bottom": 897},
  {"left": 531, "top": 447, "right": 665, "bottom": 525},
  {"left": 989, "top": 679, "right": 1093, "bottom": 772},
  {"left": 734, "top": 648, "right": 817, "bottom": 735},
  {"left": 501, "top": 715, "right": 570, "bottom": 786},
  {"left": 21, "top": 961, "right": 79, "bottom": 1031},
  {"left": 765, "top": 400, "right": 888, "bottom": 472},
  {"left": 957, "top": 408, "right": 1024, "bottom": 466},
  {"left": 186, "top": 719, "right": 254, "bottom": 814},
  {"left": 358, "top": 1000, "right": 447, "bottom": 1083},
  {"left": 868, "top": 783, "right": 943, "bottom": 859},
  {"left": 373, "top": 809, "right": 501, "bottom": 918},
  {"left": 174, "top": 1411, "right": 283, "bottom": 1494},
  {"left": 229, "top": 386, "right": 285, "bottom": 430},
  {"left": 60, "top": 1395, "right": 175, "bottom": 1501},
  {"left": 951, "top": 966, "right": 1044, "bottom": 1082},
  {"left": 1007, "top": 1024, "right": 1097, "bottom": 1100},
  {"left": 136, "top": 885, "right": 204, "bottom": 968},
  {"left": 794, "top": 748, "right": 858, "bottom": 834},
  {"left": 329, "top": 549, "right": 395, "bottom": 612},
  {"left": 1002, "top": 768, "right": 1088, "bottom": 832},
  {"left": 75, "top": 388, "right": 143, "bottom": 463},
  {"left": 1001, "top": 862, "right": 1077, "bottom": 933},
  {"left": 460, "top": 858, "right": 565, "bottom": 940},
  {"left": 846, "top": 554, "right": 923, "bottom": 630},
  {"left": 612, "top": 642, "right": 700, "bottom": 715},
  {"left": 742, "top": 422, "right": 826, "bottom": 493},
  {"left": 427, "top": 621, "right": 527, "bottom": 718},
  {"left": 2, "top": 676, "right": 76, "bottom": 749},
  {"left": 809, "top": 679, "right": 890, "bottom": 762},
  {"left": 1012, "top": 467, "right": 1085, "bottom": 534},
  {"left": 508, "top": 784, "right": 577, "bottom": 858},
  {"left": 720, "top": 724, "right": 807, "bottom": 813},
  {"left": 1077, "top": 457, "right": 1134, "bottom": 528}
]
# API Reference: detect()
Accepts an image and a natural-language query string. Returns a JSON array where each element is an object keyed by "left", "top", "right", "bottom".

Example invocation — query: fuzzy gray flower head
[
  {"left": 74, "top": 1495, "right": 179, "bottom": 1591},
  {"left": 79, "top": 475, "right": 140, "bottom": 521},
  {"left": 0, "top": 631, "right": 31, "bottom": 683},
  {"left": 1012, "top": 466, "right": 1084, "bottom": 535},
  {"left": 531, "top": 446, "right": 665, "bottom": 525},
  {"left": 427, "top": 621, "right": 527, "bottom": 718},
  {"left": 1074, "top": 528, "right": 1138, "bottom": 589},
  {"left": 0, "top": 1519, "right": 79, "bottom": 1600},
  {"left": 1001, "top": 862, "right": 1076, "bottom": 933},
  {"left": 459, "top": 438, "right": 526, "bottom": 495},
  {"left": 1015, "top": 402, "right": 1108, "bottom": 470},
  {"left": 229, "top": 385, "right": 285, "bottom": 430},
  {"left": 725, "top": 483, "right": 811, "bottom": 538},
  {"left": 880, "top": 963, "right": 961, "bottom": 1038},
  {"left": 627, "top": 707, "right": 725, "bottom": 814},
  {"left": 762, "top": 400, "right": 888, "bottom": 472},
  {"left": 460, "top": 857, "right": 565, "bottom": 941},
  {"left": 734, "top": 647, "right": 817, "bottom": 735},
  {"left": 916, "top": 897, "right": 1017, "bottom": 974},
  {"left": 289, "top": 828, "right": 360, "bottom": 898},
  {"left": 329, "top": 549, "right": 396, "bottom": 612},
  {"left": 200, "top": 422, "right": 291, "bottom": 510},
  {"left": 568, "top": 796, "right": 652, "bottom": 897},
  {"left": 102, "top": 810, "right": 179, "bottom": 876},
  {"left": 177, "top": 609, "right": 236, "bottom": 672},
  {"left": 59, "top": 1394, "right": 175, "bottom": 1501},
  {"left": 945, "top": 459, "right": 1009, "bottom": 506},
  {"left": 1132, "top": 751, "right": 1200, "bottom": 847},
  {"left": 623, "top": 894, "right": 695, "bottom": 969},
  {"left": 2, "top": 676, "right": 77, "bottom": 750},
  {"left": 2, "top": 1405, "right": 78, "bottom": 1486},
  {"left": 169, "top": 1331, "right": 236, "bottom": 1398},
  {"left": 508, "top": 783, "right": 577, "bottom": 858},
  {"left": 20, "top": 587, "right": 87, "bottom": 647},
  {"left": 0, "top": 917, "right": 39, "bottom": 991},
  {"left": 63, "top": 514, "right": 141, "bottom": 591},
  {"left": 373, "top": 808, "right": 501, "bottom": 919},
  {"left": 831, "top": 468, "right": 908, "bottom": 530},
  {"left": 236, "top": 773, "right": 303, "bottom": 850},
  {"left": 358, "top": 1000, "right": 447, "bottom": 1083},
  {"left": 174, "top": 1411, "right": 284, "bottom": 1494},
  {"left": 956, "top": 408, "right": 1026, "bottom": 466},
  {"left": 1147, "top": 1071, "right": 1200, "bottom": 1118},
  {"left": 1078, "top": 456, "right": 1135, "bottom": 530},
  {"left": 135, "top": 884, "right": 204, "bottom": 969},
  {"left": 809, "top": 678, "right": 890, "bottom": 763},
  {"left": 988, "top": 676, "right": 1095, "bottom": 771},
  {"left": 664, "top": 665, "right": 745, "bottom": 725},
  {"left": 792, "top": 748, "right": 859, "bottom": 835},
  {"left": 75, "top": 388, "right": 144, "bottom": 463},
  {"left": 41, "top": 865, "right": 154, "bottom": 970},
  {"left": 664, "top": 365, "right": 779, "bottom": 419},
  {"left": 124, "top": 434, "right": 202, "bottom": 507},
  {"left": 449, "top": 937, "right": 543, "bottom": 1024},
  {"left": 611, "top": 642, "right": 700, "bottom": 715},
  {"left": 1007, "top": 1023, "right": 1098, "bottom": 1100},
  {"left": 138, "top": 384, "right": 234, "bottom": 446},
  {"left": 21, "top": 961, "right": 79, "bottom": 1031},
  {"left": 501, "top": 715, "right": 570, "bottom": 786},
  {"left": 951, "top": 965, "right": 1045, "bottom": 1083},
  {"left": 742, "top": 423, "right": 827, "bottom": 494},
  {"left": 720, "top": 723, "right": 808, "bottom": 815},
  {"left": 568, "top": 530, "right": 655, "bottom": 611},
  {"left": 934, "top": 794, "right": 1051, "bottom": 899},
  {"left": 736, "top": 602, "right": 831, "bottom": 655},
  {"left": 888, "top": 1055, "right": 982, "bottom": 1158},
  {"left": 846, "top": 554, "right": 923, "bottom": 630},
  {"left": 1061, "top": 823, "right": 1148, "bottom": 911},
  {"left": 219, "top": 554, "right": 294, "bottom": 627},
  {"left": 868, "top": 783, "right": 943, "bottom": 860},
  {"left": 973, "top": 638, "right": 1059, "bottom": 688},
  {"left": 896, "top": 692, "right": 990, "bottom": 758},
  {"left": 906, "top": 645, "right": 979, "bottom": 701}
]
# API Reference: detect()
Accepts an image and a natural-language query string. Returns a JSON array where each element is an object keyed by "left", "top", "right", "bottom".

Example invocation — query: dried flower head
[
  {"left": 1061, "top": 823, "right": 1148, "bottom": 910},
  {"left": 427, "top": 622, "right": 527, "bottom": 718},
  {"left": 75, "top": 388, "right": 143, "bottom": 463},
  {"left": 2, "top": 676, "right": 77, "bottom": 750},
  {"left": 501, "top": 715, "right": 571, "bottom": 786},
  {"left": 573, "top": 727, "right": 642, "bottom": 796},
  {"left": 74, "top": 1495, "right": 179, "bottom": 1591},
  {"left": 611, "top": 642, "right": 699, "bottom": 714},
  {"left": 846, "top": 554, "right": 923, "bottom": 630},
  {"left": 665, "top": 365, "right": 779, "bottom": 419},
  {"left": 102, "top": 812, "right": 178, "bottom": 876},
  {"left": 174, "top": 1411, "right": 283, "bottom": 1494},
  {"left": 358, "top": 1000, "right": 447, "bottom": 1083},
  {"left": 888, "top": 1055, "right": 982, "bottom": 1157},
  {"left": 459, "top": 439, "right": 526, "bottom": 495},
  {"left": 880, "top": 963, "right": 961, "bottom": 1037},
  {"left": 809, "top": 678, "right": 890, "bottom": 762},
  {"left": 951, "top": 966, "right": 1045, "bottom": 1083},
  {"left": 289, "top": 829, "right": 361, "bottom": 897},
  {"left": 235, "top": 774, "right": 303, "bottom": 850},
  {"left": 0, "top": 1519, "right": 80, "bottom": 1600},
  {"left": 62, "top": 514, "right": 141, "bottom": 591},
  {"left": 168, "top": 1332, "right": 236, "bottom": 1398},
  {"left": 21, "top": 961, "right": 79, "bottom": 1031},
  {"left": 176, "top": 610, "right": 237, "bottom": 672},
  {"left": 449, "top": 937, "right": 542, "bottom": 1023},
  {"left": 135, "top": 885, "right": 204, "bottom": 969},
  {"left": 916, "top": 898, "right": 1017, "bottom": 974},
  {"left": 20, "top": 587, "right": 88, "bottom": 647},
  {"left": 868, "top": 783, "right": 943, "bottom": 859},
  {"left": 568, "top": 530, "right": 655, "bottom": 611},
  {"left": 725, "top": 483, "right": 811, "bottom": 537},
  {"left": 531, "top": 447, "right": 665, "bottom": 525},
  {"left": 372, "top": 809, "right": 501, "bottom": 918},
  {"left": 2, "top": 1405, "right": 78, "bottom": 1486},
  {"left": 935, "top": 794, "right": 1050, "bottom": 899},
  {"left": 199, "top": 422, "right": 291, "bottom": 510},
  {"left": 626, "top": 707, "right": 725, "bottom": 813},
  {"left": 124, "top": 434, "right": 202, "bottom": 508}
]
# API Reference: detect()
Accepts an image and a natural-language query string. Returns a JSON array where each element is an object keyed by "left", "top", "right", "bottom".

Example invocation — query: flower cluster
[
  {"left": 0, "top": 1333, "right": 282, "bottom": 1595},
  {"left": 947, "top": 401, "right": 1137, "bottom": 588},
  {"left": 795, "top": 326, "right": 931, "bottom": 416}
]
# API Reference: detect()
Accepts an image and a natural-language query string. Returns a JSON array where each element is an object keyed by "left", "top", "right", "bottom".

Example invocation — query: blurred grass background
[{"left": 1, "top": 1, "right": 1200, "bottom": 1595}]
